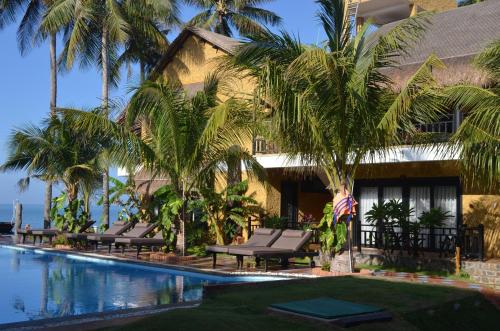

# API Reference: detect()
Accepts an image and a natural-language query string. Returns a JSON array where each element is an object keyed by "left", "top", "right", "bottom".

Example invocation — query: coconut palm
[
  {"left": 0, "top": 0, "right": 65, "bottom": 228},
  {"left": 0, "top": 113, "right": 103, "bottom": 221},
  {"left": 226, "top": 0, "right": 449, "bottom": 271},
  {"left": 42, "top": 0, "right": 176, "bottom": 228},
  {"left": 60, "top": 73, "right": 265, "bottom": 253},
  {"left": 116, "top": 1, "right": 181, "bottom": 82},
  {"left": 185, "top": 0, "right": 281, "bottom": 37},
  {"left": 445, "top": 40, "right": 500, "bottom": 191}
]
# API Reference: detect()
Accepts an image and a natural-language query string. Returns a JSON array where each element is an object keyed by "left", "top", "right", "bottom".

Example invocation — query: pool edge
[
  {"left": 0, "top": 243, "right": 316, "bottom": 280},
  {"left": 0, "top": 300, "right": 201, "bottom": 331}
]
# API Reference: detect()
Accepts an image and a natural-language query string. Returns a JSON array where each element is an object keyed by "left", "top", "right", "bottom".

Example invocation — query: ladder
[{"left": 347, "top": 0, "right": 361, "bottom": 36}]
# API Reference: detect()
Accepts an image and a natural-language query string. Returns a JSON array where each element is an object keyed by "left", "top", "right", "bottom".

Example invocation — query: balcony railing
[
  {"left": 253, "top": 113, "right": 462, "bottom": 155},
  {"left": 253, "top": 137, "right": 280, "bottom": 154}
]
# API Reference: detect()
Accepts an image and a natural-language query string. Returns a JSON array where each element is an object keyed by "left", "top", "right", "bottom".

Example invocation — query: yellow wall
[{"left": 462, "top": 195, "right": 500, "bottom": 259}]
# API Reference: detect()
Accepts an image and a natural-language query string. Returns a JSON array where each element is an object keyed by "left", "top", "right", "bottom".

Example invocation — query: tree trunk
[
  {"left": 44, "top": 33, "right": 58, "bottom": 229},
  {"left": 139, "top": 60, "right": 145, "bottom": 83},
  {"left": 101, "top": 26, "right": 110, "bottom": 230},
  {"left": 43, "top": 182, "right": 52, "bottom": 229}
]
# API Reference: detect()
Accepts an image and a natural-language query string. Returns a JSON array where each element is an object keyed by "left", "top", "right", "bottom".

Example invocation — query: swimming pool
[{"left": 0, "top": 245, "right": 285, "bottom": 325}]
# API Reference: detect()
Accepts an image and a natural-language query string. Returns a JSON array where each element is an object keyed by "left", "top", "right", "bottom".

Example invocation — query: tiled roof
[
  {"left": 187, "top": 27, "right": 241, "bottom": 54},
  {"left": 376, "top": 0, "right": 500, "bottom": 66}
]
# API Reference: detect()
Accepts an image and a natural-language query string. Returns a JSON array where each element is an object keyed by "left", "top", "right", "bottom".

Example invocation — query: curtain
[
  {"left": 383, "top": 187, "right": 402, "bottom": 203},
  {"left": 434, "top": 186, "right": 457, "bottom": 230},
  {"left": 410, "top": 187, "right": 431, "bottom": 222},
  {"left": 359, "top": 187, "right": 378, "bottom": 244},
  {"left": 410, "top": 186, "right": 431, "bottom": 247}
]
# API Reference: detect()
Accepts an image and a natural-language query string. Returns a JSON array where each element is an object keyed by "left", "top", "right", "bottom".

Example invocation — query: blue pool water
[{"left": 0, "top": 246, "right": 285, "bottom": 325}]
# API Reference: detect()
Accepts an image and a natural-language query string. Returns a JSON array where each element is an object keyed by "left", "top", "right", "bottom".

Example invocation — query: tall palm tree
[
  {"left": 185, "top": 0, "right": 281, "bottom": 37},
  {"left": 117, "top": 1, "right": 180, "bottom": 82},
  {"left": 227, "top": 0, "right": 448, "bottom": 270},
  {"left": 0, "top": 113, "right": 103, "bottom": 220},
  {"left": 0, "top": 0, "right": 63, "bottom": 228},
  {"left": 42, "top": 0, "right": 174, "bottom": 228},
  {"left": 61, "top": 73, "right": 265, "bottom": 254}
]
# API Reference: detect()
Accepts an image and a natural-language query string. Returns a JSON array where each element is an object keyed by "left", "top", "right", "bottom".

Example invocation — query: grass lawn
[{"left": 102, "top": 276, "right": 498, "bottom": 331}]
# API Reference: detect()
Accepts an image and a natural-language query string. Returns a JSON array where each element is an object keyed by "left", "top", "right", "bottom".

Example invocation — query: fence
[{"left": 248, "top": 218, "right": 484, "bottom": 260}]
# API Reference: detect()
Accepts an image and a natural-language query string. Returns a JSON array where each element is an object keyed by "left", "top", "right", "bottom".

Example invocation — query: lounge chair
[
  {"left": 86, "top": 222, "right": 156, "bottom": 253},
  {"left": 207, "top": 228, "right": 282, "bottom": 268},
  {"left": 66, "top": 220, "right": 133, "bottom": 244},
  {"left": 17, "top": 221, "right": 95, "bottom": 244},
  {"left": 114, "top": 230, "right": 165, "bottom": 258},
  {"left": 226, "top": 229, "right": 318, "bottom": 271}
]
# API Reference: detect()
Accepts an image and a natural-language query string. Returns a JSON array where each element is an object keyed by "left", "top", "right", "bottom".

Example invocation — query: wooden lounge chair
[
  {"left": 30, "top": 221, "right": 96, "bottom": 245},
  {"left": 86, "top": 222, "right": 156, "bottom": 253},
  {"left": 17, "top": 221, "right": 96, "bottom": 244},
  {"left": 115, "top": 230, "right": 165, "bottom": 258},
  {"left": 67, "top": 220, "right": 133, "bottom": 244},
  {"left": 226, "top": 229, "right": 318, "bottom": 271},
  {"left": 207, "top": 228, "right": 282, "bottom": 268}
]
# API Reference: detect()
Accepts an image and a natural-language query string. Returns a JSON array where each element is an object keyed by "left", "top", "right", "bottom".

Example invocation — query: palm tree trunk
[
  {"left": 101, "top": 26, "right": 110, "bottom": 230},
  {"left": 139, "top": 60, "right": 145, "bottom": 83},
  {"left": 44, "top": 33, "right": 57, "bottom": 229}
]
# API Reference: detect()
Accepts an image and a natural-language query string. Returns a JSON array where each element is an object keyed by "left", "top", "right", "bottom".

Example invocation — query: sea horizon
[{"left": 0, "top": 203, "right": 122, "bottom": 229}]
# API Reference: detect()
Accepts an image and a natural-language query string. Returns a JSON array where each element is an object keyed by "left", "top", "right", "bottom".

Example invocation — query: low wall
[
  {"left": 353, "top": 250, "right": 455, "bottom": 273},
  {"left": 462, "top": 260, "right": 500, "bottom": 290}
]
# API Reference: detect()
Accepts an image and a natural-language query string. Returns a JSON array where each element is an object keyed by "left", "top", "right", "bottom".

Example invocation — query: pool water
[{"left": 0, "top": 246, "right": 284, "bottom": 325}]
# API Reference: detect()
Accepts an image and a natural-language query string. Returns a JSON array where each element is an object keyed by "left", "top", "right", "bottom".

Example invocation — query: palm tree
[
  {"left": 227, "top": 0, "right": 448, "bottom": 271},
  {"left": 446, "top": 40, "right": 500, "bottom": 191},
  {"left": 185, "top": 0, "right": 282, "bottom": 37},
  {"left": 61, "top": 73, "right": 265, "bottom": 254},
  {"left": 116, "top": 1, "right": 181, "bottom": 82},
  {"left": 0, "top": 113, "right": 103, "bottom": 220},
  {"left": 0, "top": 0, "right": 63, "bottom": 228},
  {"left": 42, "top": 0, "right": 175, "bottom": 229}
]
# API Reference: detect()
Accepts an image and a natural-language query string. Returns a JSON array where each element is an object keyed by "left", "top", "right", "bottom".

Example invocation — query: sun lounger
[
  {"left": 17, "top": 221, "right": 95, "bottom": 244},
  {"left": 68, "top": 220, "right": 133, "bottom": 243},
  {"left": 115, "top": 230, "right": 165, "bottom": 258},
  {"left": 86, "top": 222, "right": 156, "bottom": 253},
  {"left": 226, "top": 229, "right": 318, "bottom": 271},
  {"left": 206, "top": 228, "right": 282, "bottom": 268}
]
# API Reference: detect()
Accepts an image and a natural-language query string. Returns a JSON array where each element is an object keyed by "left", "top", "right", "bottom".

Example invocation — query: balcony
[{"left": 352, "top": 0, "right": 412, "bottom": 25}]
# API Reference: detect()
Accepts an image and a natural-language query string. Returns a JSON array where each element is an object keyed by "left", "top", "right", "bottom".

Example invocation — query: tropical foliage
[
  {"left": 226, "top": 0, "right": 447, "bottom": 258},
  {"left": 446, "top": 40, "right": 500, "bottom": 191},
  {"left": 186, "top": 0, "right": 281, "bottom": 37},
  {"left": 1, "top": 113, "right": 103, "bottom": 223},
  {"left": 50, "top": 192, "right": 90, "bottom": 232},
  {"left": 190, "top": 180, "right": 261, "bottom": 245}
]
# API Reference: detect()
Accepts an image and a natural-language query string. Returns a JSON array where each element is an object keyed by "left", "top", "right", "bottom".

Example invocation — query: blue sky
[{"left": 0, "top": 1, "right": 322, "bottom": 204}]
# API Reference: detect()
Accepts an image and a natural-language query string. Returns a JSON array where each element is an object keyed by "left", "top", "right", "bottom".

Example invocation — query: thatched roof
[
  {"left": 149, "top": 27, "right": 240, "bottom": 81},
  {"left": 376, "top": 0, "right": 500, "bottom": 88}
]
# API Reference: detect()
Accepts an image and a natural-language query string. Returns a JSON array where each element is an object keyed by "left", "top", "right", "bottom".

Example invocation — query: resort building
[{"left": 130, "top": 1, "right": 499, "bottom": 258}]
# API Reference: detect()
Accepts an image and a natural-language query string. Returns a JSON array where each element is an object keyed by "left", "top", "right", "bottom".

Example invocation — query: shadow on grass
[{"left": 102, "top": 276, "right": 499, "bottom": 331}]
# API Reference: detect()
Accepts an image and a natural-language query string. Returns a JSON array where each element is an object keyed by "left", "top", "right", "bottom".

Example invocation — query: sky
[{"left": 0, "top": 0, "right": 322, "bottom": 204}]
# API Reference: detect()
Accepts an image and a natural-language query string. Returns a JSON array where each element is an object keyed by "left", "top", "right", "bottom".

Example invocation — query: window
[{"left": 355, "top": 178, "right": 460, "bottom": 245}]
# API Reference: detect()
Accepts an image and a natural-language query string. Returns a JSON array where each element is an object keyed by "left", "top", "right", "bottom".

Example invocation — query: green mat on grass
[{"left": 269, "top": 297, "right": 384, "bottom": 320}]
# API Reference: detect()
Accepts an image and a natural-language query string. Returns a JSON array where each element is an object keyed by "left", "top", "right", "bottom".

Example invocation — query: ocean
[{"left": 0, "top": 203, "right": 123, "bottom": 229}]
